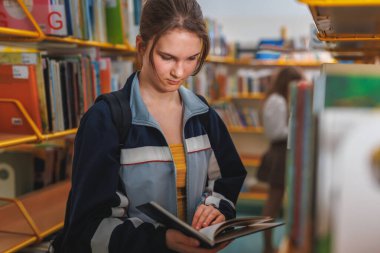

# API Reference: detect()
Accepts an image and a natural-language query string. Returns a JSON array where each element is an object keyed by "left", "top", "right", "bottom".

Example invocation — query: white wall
[{"left": 197, "top": 0, "right": 314, "bottom": 45}]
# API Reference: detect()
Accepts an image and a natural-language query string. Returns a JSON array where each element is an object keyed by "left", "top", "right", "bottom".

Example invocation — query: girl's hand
[
  {"left": 166, "top": 229, "right": 230, "bottom": 253},
  {"left": 191, "top": 204, "right": 225, "bottom": 230}
]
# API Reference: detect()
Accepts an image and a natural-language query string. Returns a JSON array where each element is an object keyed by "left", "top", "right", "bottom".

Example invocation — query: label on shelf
[
  {"left": 12, "top": 65, "right": 29, "bottom": 79},
  {"left": 106, "top": 0, "right": 118, "bottom": 7},
  {"left": 21, "top": 53, "right": 38, "bottom": 65}
]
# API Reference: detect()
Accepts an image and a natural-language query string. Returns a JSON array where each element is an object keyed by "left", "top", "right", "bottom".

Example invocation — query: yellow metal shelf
[
  {"left": 213, "top": 93, "right": 266, "bottom": 103},
  {"left": 0, "top": 0, "right": 134, "bottom": 53},
  {"left": 206, "top": 55, "right": 326, "bottom": 67},
  {"left": 299, "top": 0, "right": 380, "bottom": 6},
  {"left": 228, "top": 126, "right": 264, "bottom": 134},
  {"left": 0, "top": 27, "right": 40, "bottom": 38},
  {"left": 252, "top": 59, "right": 329, "bottom": 67},
  {"left": 206, "top": 55, "right": 236, "bottom": 64},
  {"left": 44, "top": 36, "right": 134, "bottom": 51},
  {"left": 239, "top": 192, "right": 268, "bottom": 201},
  {"left": 299, "top": 0, "right": 380, "bottom": 42},
  {"left": 0, "top": 181, "right": 70, "bottom": 253},
  {"left": 242, "top": 157, "right": 261, "bottom": 167},
  {"left": 0, "top": 99, "right": 77, "bottom": 148},
  {"left": 0, "top": 130, "right": 78, "bottom": 149}
]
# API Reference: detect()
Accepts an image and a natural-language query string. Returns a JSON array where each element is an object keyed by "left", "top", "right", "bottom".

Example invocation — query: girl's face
[{"left": 140, "top": 28, "right": 202, "bottom": 93}]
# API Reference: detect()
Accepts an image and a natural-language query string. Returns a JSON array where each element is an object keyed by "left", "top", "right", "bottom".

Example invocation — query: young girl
[{"left": 52, "top": 0, "right": 246, "bottom": 252}]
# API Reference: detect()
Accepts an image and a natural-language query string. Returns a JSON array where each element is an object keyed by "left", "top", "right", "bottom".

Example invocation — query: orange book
[
  {"left": 99, "top": 58, "right": 112, "bottom": 94},
  {"left": 0, "top": 64, "right": 42, "bottom": 134}
]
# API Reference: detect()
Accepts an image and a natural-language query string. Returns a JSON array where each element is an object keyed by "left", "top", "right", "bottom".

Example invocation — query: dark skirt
[{"left": 257, "top": 140, "right": 287, "bottom": 189}]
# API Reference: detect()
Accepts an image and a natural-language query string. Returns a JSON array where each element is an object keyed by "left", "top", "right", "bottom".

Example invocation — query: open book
[{"left": 136, "top": 201, "right": 284, "bottom": 248}]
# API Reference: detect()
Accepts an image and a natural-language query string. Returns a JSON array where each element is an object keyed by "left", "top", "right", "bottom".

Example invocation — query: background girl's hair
[
  {"left": 139, "top": 0, "right": 210, "bottom": 75},
  {"left": 266, "top": 66, "right": 303, "bottom": 101}
]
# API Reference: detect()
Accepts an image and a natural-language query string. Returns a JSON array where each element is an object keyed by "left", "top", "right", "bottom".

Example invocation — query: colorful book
[
  {"left": 0, "top": 0, "right": 68, "bottom": 36},
  {"left": 0, "top": 64, "right": 42, "bottom": 134},
  {"left": 0, "top": 51, "right": 49, "bottom": 133},
  {"left": 99, "top": 57, "right": 112, "bottom": 94},
  {"left": 314, "top": 63, "right": 380, "bottom": 113},
  {"left": 105, "top": 0, "right": 124, "bottom": 44}
]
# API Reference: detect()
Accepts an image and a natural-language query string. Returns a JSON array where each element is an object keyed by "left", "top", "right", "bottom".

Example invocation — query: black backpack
[{"left": 95, "top": 89, "right": 210, "bottom": 148}]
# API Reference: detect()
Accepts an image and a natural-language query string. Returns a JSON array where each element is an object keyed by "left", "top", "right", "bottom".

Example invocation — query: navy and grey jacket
[{"left": 52, "top": 72, "right": 247, "bottom": 253}]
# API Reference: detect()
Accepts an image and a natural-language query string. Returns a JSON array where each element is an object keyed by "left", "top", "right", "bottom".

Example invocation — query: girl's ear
[
  {"left": 135, "top": 35, "right": 146, "bottom": 69},
  {"left": 136, "top": 35, "right": 146, "bottom": 54}
]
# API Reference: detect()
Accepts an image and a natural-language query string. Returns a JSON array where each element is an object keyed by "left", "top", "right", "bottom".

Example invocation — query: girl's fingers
[{"left": 211, "top": 214, "right": 225, "bottom": 225}]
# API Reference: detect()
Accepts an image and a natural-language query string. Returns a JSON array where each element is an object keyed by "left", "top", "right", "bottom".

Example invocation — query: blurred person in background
[{"left": 258, "top": 66, "right": 303, "bottom": 253}]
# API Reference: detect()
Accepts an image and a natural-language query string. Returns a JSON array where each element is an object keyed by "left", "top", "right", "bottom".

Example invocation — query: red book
[
  {"left": 0, "top": 64, "right": 42, "bottom": 134},
  {"left": 99, "top": 58, "right": 112, "bottom": 94},
  {"left": 0, "top": 0, "right": 68, "bottom": 36}
]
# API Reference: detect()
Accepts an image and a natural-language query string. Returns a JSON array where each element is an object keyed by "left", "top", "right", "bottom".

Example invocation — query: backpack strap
[
  {"left": 95, "top": 90, "right": 131, "bottom": 147},
  {"left": 196, "top": 94, "right": 210, "bottom": 133}
]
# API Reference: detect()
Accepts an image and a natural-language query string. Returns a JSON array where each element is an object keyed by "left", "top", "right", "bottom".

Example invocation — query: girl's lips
[{"left": 167, "top": 79, "right": 182, "bottom": 85}]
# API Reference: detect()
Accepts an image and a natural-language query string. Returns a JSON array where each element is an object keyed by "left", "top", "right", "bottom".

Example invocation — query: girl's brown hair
[
  {"left": 266, "top": 66, "right": 303, "bottom": 102},
  {"left": 139, "top": 0, "right": 210, "bottom": 75}
]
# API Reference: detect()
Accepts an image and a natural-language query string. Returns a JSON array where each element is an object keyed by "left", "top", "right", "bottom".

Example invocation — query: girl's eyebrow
[{"left": 157, "top": 50, "right": 201, "bottom": 59}]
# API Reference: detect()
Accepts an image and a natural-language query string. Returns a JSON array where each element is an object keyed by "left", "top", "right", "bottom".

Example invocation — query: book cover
[
  {"left": 93, "top": 0, "right": 107, "bottom": 42},
  {"left": 314, "top": 63, "right": 380, "bottom": 113},
  {"left": 137, "top": 201, "right": 283, "bottom": 248},
  {"left": 99, "top": 57, "right": 112, "bottom": 94},
  {"left": 105, "top": 0, "right": 124, "bottom": 44},
  {"left": 0, "top": 51, "right": 49, "bottom": 133},
  {"left": 0, "top": 64, "right": 42, "bottom": 134},
  {"left": 0, "top": 0, "right": 68, "bottom": 36}
]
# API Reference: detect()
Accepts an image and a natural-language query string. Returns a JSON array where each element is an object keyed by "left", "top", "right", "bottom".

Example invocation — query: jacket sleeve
[
  {"left": 52, "top": 101, "right": 170, "bottom": 253},
  {"left": 201, "top": 107, "right": 247, "bottom": 220}
]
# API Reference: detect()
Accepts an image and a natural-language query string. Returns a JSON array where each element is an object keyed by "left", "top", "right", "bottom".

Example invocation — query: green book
[
  {"left": 314, "top": 63, "right": 380, "bottom": 113},
  {"left": 105, "top": 0, "right": 124, "bottom": 44}
]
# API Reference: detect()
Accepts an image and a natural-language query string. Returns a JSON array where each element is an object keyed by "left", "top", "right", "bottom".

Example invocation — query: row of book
[
  {"left": 212, "top": 102, "right": 261, "bottom": 128},
  {"left": 0, "top": 0, "right": 141, "bottom": 45},
  {"left": 205, "top": 18, "right": 230, "bottom": 57},
  {"left": 186, "top": 64, "right": 273, "bottom": 100},
  {"left": 285, "top": 63, "right": 380, "bottom": 253},
  {"left": 0, "top": 49, "right": 134, "bottom": 134},
  {"left": 0, "top": 137, "right": 74, "bottom": 199}
]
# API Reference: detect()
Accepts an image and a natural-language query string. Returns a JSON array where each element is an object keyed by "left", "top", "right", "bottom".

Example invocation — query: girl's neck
[{"left": 139, "top": 75, "right": 182, "bottom": 107}]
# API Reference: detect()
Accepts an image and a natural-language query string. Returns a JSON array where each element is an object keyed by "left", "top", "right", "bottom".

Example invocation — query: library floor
[
  {"left": 221, "top": 199, "right": 285, "bottom": 253},
  {"left": 220, "top": 220, "right": 284, "bottom": 253}
]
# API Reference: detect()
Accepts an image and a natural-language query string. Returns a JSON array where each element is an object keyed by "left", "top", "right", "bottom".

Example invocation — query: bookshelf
[
  {"left": 298, "top": 0, "right": 380, "bottom": 62},
  {"left": 195, "top": 51, "right": 330, "bottom": 201},
  {"left": 0, "top": 1, "right": 138, "bottom": 252},
  {"left": 299, "top": 0, "right": 380, "bottom": 41},
  {"left": 0, "top": 98, "right": 77, "bottom": 148}
]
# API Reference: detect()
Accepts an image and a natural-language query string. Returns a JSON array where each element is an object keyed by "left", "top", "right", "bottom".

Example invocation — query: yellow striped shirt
[{"left": 169, "top": 144, "right": 187, "bottom": 221}]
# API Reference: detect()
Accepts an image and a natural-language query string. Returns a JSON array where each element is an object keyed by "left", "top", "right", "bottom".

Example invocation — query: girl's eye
[
  {"left": 188, "top": 56, "right": 197, "bottom": 61},
  {"left": 161, "top": 55, "right": 172, "bottom": 61}
]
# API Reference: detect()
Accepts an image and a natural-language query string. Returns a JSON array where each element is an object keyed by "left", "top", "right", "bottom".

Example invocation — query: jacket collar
[{"left": 124, "top": 72, "right": 209, "bottom": 126}]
